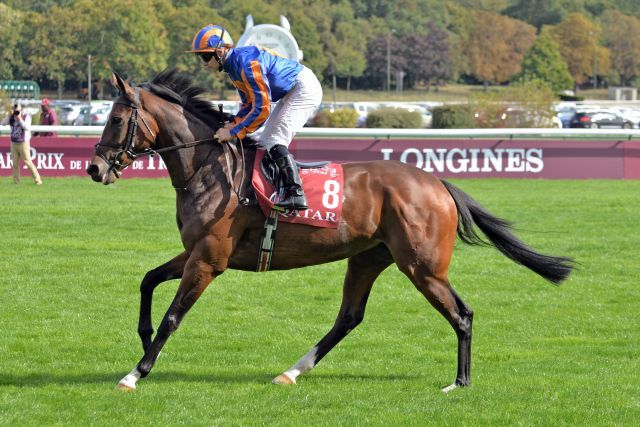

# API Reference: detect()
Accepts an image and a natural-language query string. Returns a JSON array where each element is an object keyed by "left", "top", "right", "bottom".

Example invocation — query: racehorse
[{"left": 87, "top": 69, "right": 573, "bottom": 393}]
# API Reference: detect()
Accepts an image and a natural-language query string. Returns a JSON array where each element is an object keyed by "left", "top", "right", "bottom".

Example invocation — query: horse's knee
[
  {"left": 338, "top": 311, "right": 364, "bottom": 335},
  {"left": 140, "top": 270, "right": 160, "bottom": 294}
]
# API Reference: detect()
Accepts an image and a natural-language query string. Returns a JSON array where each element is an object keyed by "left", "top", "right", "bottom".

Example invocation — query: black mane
[{"left": 140, "top": 68, "right": 234, "bottom": 132}]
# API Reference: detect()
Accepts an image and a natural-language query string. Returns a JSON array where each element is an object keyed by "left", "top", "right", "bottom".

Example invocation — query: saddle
[{"left": 260, "top": 153, "right": 330, "bottom": 188}]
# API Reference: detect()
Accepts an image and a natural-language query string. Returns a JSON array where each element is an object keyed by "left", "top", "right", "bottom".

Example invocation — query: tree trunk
[{"left": 57, "top": 77, "right": 64, "bottom": 99}]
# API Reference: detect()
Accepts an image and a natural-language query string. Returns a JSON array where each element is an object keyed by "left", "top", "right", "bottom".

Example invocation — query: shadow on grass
[
  {"left": 0, "top": 371, "right": 426, "bottom": 388},
  {"left": 0, "top": 371, "right": 269, "bottom": 388}
]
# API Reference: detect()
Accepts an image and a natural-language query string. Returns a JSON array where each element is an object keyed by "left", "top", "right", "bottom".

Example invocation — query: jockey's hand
[
  {"left": 214, "top": 127, "right": 234, "bottom": 142},
  {"left": 223, "top": 122, "right": 235, "bottom": 130}
]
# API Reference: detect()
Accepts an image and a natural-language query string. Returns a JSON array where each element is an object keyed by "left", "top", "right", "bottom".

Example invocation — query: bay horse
[{"left": 87, "top": 69, "right": 573, "bottom": 393}]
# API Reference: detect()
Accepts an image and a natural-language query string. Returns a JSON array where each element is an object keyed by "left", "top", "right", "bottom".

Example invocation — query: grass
[{"left": 0, "top": 177, "right": 638, "bottom": 425}]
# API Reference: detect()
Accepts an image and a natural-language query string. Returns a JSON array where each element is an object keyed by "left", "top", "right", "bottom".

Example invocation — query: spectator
[
  {"left": 1, "top": 104, "right": 42, "bottom": 185},
  {"left": 33, "top": 98, "right": 58, "bottom": 137}
]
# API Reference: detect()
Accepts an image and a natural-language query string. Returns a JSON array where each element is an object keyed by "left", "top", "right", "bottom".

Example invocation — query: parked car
[
  {"left": 74, "top": 101, "right": 113, "bottom": 126},
  {"left": 569, "top": 110, "right": 634, "bottom": 129},
  {"left": 555, "top": 103, "right": 577, "bottom": 128},
  {"left": 616, "top": 107, "right": 640, "bottom": 128},
  {"left": 59, "top": 104, "right": 83, "bottom": 125}
]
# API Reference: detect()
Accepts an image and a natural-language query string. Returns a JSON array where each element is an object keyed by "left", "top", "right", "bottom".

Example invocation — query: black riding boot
[{"left": 269, "top": 145, "right": 308, "bottom": 210}]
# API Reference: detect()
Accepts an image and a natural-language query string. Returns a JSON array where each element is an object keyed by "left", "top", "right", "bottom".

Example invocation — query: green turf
[{"left": 0, "top": 177, "right": 638, "bottom": 426}]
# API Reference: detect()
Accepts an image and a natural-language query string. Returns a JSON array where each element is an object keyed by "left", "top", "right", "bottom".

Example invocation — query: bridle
[
  {"left": 94, "top": 86, "right": 247, "bottom": 203},
  {"left": 95, "top": 87, "right": 217, "bottom": 175}
]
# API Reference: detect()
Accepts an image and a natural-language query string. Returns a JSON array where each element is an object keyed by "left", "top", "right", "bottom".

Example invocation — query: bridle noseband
[{"left": 95, "top": 87, "right": 158, "bottom": 173}]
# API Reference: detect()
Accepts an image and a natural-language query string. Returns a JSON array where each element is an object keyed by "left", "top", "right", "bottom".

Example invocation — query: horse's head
[{"left": 87, "top": 72, "right": 159, "bottom": 185}]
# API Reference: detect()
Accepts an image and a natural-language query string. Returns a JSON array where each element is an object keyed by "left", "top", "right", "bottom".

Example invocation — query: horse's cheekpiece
[{"left": 253, "top": 149, "right": 343, "bottom": 228}]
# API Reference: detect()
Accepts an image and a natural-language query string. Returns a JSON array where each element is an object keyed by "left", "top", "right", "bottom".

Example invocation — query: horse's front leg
[
  {"left": 138, "top": 251, "right": 189, "bottom": 352},
  {"left": 118, "top": 248, "right": 223, "bottom": 391}
]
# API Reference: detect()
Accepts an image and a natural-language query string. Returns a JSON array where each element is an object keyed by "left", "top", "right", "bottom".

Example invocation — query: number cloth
[{"left": 251, "top": 149, "right": 344, "bottom": 228}]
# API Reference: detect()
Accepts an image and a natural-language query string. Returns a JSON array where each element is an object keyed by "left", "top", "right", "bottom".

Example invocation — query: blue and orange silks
[{"left": 223, "top": 46, "right": 303, "bottom": 139}]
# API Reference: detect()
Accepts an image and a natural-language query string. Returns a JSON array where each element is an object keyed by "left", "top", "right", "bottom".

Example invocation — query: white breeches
[{"left": 252, "top": 66, "right": 323, "bottom": 149}]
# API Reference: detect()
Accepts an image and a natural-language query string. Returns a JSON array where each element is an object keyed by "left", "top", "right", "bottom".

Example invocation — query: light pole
[
  {"left": 589, "top": 31, "right": 597, "bottom": 90},
  {"left": 386, "top": 29, "right": 395, "bottom": 93},
  {"left": 87, "top": 54, "right": 92, "bottom": 103}
]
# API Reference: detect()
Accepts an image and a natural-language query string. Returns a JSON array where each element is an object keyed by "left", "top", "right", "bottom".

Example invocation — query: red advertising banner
[{"left": 1, "top": 136, "right": 639, "bottom": 179}]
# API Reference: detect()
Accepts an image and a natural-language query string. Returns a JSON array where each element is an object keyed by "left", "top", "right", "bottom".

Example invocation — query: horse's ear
[{"left": 112, "top": 71, "right": 134, "bottom": 99}]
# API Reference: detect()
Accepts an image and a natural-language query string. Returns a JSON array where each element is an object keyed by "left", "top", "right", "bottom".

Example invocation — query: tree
[
  {"left": 26, "top": 5, "right": 83, "bottom": 98},
  {"left": 0, "top": 4, "right": 23, "bottom": 79},
  {"left": 333, "top": 21, "right": 367, "bottom": 90},
  {"left": 460, "top": 10, "right": 536, "bottom": 85},
  {"left": 502, "top": 0, "right": 565, "bottom": 30},
  {"left": 601, "top": 10, "right": 640, "bottom": 86},
  {"left": 517, "top": 32, "right": 573, "bottom": 92},
  {"left": 401, "top": 21, "right": 452, "bottom": 88},
  {"left": 545, "top": 13, "right": 611, "bottom": 88},
  {"left": 162, "top": 0, "right": 229, "bottom": 96},
  {"left": 364, "top": 33, "right": 407, "bottom": 90}
]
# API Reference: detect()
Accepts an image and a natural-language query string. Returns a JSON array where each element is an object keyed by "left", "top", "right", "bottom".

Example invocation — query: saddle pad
[{"left": 252, "top": 149, "right": 344, "bottom": 228}]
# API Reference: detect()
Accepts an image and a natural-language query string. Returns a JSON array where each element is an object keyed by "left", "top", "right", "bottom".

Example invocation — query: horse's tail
[{"left": 441, "top": 180, "right": 573, "bottom": 284}]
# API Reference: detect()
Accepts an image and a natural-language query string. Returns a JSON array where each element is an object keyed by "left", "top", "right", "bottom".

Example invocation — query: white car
[{"left": 616, "top": 108, "right": 640, "bottom": 128}]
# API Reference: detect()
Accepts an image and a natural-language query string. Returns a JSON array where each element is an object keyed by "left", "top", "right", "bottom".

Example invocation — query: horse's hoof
[
  {"left": 272, "top": 373, "right": 296, "bottom": 385},
  {"left": 117, "top": 381, "right": 136, "bottom": 392},
  {"left": 116, "top": 369, "right": 141, "bottom": 392},
  {"left": 441, "top": 383, "right": 458, "bottom": 394}
]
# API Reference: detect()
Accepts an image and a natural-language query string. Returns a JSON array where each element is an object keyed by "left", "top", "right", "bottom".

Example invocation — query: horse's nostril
[{"left": 86, "top": 164, "right": 99, "bottom": 176}]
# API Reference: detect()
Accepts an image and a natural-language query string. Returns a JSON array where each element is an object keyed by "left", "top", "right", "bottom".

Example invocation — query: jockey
[{"left": 187, "top": 24, "right": 323, "bottom": 211}]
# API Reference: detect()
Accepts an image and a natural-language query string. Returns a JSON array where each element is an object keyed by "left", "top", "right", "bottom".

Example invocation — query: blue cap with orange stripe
[{"left": 186, "top": 24, "right": 234, "bottom": 52}]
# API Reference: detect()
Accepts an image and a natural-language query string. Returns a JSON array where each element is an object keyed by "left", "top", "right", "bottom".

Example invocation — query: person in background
[
  {"left": 33, "top": 98, "right": 58, "bottom": 137},
  {"left": 187, "top": 24, "right": 323, "bottom": 210},
  {"left": 1, "top": 104, "right": 42, "bottom": 185}
]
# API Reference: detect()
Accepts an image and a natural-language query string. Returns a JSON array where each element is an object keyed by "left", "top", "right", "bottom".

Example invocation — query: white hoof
[
  {"left": 117, "top": 369, "right": 141, "bottom": 392},
  {"left": 441, "top": 383, "right": 458, "bottom": 394},
  {"left": 272, "top": 373, "right": 296, "bottom": 385}
]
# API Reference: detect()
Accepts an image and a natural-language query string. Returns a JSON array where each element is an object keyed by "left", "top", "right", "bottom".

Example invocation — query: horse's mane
[{"left": 140, "top": 69, "right": 254, "bottom": 144}]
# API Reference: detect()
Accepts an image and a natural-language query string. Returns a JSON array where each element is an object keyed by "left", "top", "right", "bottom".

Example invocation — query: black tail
[{"left": 441, "top": 180, "right": 573, "bottom": 284}]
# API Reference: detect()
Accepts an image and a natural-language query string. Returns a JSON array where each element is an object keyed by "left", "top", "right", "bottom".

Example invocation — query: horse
[{"left": 87, "top": 69, "right": 573, "bottom": 393}]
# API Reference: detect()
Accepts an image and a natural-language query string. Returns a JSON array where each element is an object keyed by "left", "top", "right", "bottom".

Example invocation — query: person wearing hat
[
  {"left": 33, "top": 98, "right": 58, "bottom": 137},
  {"left": 1, "top": 104, "right": 42, "bottom": 185},
  {"left": 187, "top": 24, "right": 323, "bottom": 211}
]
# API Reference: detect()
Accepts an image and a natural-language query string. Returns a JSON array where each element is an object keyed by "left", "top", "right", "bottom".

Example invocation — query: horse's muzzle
[{"left": 86, "top": 157, "right": 119, "bottom": 185}]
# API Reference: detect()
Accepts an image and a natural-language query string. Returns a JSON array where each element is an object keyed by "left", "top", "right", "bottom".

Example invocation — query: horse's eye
[{"left": 112, "top": 117, "right": 123, "bottom": 125}]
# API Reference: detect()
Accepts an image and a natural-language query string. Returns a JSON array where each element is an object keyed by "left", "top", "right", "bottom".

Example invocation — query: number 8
[{"left": 322, "top": 180, "right": 340, "bottom": 209}]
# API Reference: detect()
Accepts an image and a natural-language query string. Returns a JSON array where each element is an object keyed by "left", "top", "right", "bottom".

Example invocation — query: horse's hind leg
[
  {"left": 273, "top": 244, "right": 393, "bottom": 385},
  {"left": 400, "top": 262, "right": 473, "bottom": 392},
  {"left": 138, "top": 251, "right": 189, "bottom": 351}
]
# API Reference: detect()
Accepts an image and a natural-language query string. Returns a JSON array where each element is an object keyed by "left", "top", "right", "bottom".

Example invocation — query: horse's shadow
[
  {"left": 0, "top": 371, "right": 266, "bottom": 388},
  {"left": 0, "top": 371, "right": 420, "bottom": 388}
]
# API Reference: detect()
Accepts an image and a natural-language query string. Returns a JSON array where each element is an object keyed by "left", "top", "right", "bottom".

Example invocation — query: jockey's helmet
[{"left": 186, "top": 25, "right": 234, "bottom": 53}]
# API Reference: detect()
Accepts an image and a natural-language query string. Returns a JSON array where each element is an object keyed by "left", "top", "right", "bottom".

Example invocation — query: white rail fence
[{"left": 2, "top": 126, "right": 640, "bottom": 139}]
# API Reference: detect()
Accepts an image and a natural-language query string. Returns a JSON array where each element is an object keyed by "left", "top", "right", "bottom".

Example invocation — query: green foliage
[
  {"left": 310, "top": 108, "right": 359, "bottom": 127},
  {"left": 0, "top": 4, "right": 23, "bottom": 79},
  {"left": 518, "top": 32, "right": 574, "bottom": 92},
  {"left": 329, "top": 108, "right": 359, "bottom": 127},
  {"left": 3, "top": 1, "right": 640, "bottom": 94},
  {"left": 365, "top": 107, "right": 423, "bottom": 128},
  {"left": 431, "top": 104, "right": 474, "bottom": 128}
]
